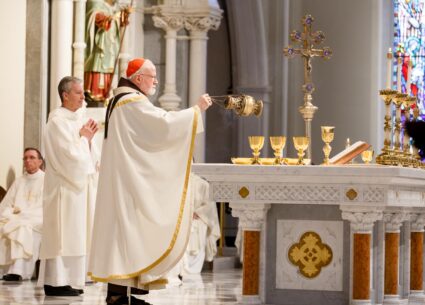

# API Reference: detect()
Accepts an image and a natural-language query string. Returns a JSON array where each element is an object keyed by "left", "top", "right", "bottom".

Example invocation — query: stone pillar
[
  {"left": 231, "top": 203, "right": 271, "bottom": 304},
  {"left": 50, "top": 0, "right": 74, "bottom": 111},
  {"left": 153, "top": 15, "right": 185, "bottom": 111},
  {"left": 382, "top": 211, "right": 409, "bottom": 304},
  {"left": 409, "top": 213, "right": 425, "bottom": 304},
  {"left": 341, "top": 208, "right": 383, "bottom": 305},
  {"left": 185, "top": 15, "right": 221, "bottom": 163},
  {"left": 72, "top": 0, "right": 86, "bottom": 80}
]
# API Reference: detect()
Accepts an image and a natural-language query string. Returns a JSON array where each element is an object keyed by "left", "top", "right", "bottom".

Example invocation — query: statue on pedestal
[{"left": 84, "top": 0, "right": 130, "bottom": 105}]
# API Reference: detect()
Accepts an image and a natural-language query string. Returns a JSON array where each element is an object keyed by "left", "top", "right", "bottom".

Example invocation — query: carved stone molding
[
  {"left": 383, "top": 211, "right": 410, "bottom": 232},
  {"left": 184, "top": 15, "right": 221, "bottom": 32},
  {"left": 152, "top": 15, "right": 185, "bottom": 31},
  {"left": 231, "top": 204, "right": 271, "bottom": 231},
  {"left": 341, "top": 207, "right": 383, "bottom": 233},
  {"left": 410, "top": 213, "right": 425, "bottom": 232}
]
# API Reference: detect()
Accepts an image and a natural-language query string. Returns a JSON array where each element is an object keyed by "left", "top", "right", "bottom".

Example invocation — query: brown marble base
[
  {"left": 385, "top": 232, "right": 399, "bottom": 295},
  {"left": 411, "top": 232, "right": 424, "bottom": 291},
  {"left": 353, "top": 233, "right": 370, "bottom": 300},
  {"left": 243, "top": 230, "right": 260, "bottom": 295}
]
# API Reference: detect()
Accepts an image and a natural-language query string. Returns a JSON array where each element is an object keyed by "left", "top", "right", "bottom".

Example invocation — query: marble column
[
  {"left": 382, "top": 211, "right": 409, "bottom": 304},
  {"left": 231, "top": 203, "right": 270, "bottom": 304},
  {"left": 341, "top": 208, "right": 383, "bottom": 305},
  {"left": 409, "top": 213, "right": 425, "bottom": 305},
  {"left": 153, "top": 15, "right": 185, "bottom": 111},
  {"left": 50, "top": 0, "right": 74, "bottom": 111},
  {"left": 72, "top": 0, "right": 86, "bottom": 80},
  {"left": 185, "top": 15, "right": 221, "bottom": 163}
]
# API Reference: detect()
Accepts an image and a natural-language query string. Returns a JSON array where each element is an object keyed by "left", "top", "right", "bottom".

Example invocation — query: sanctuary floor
[{"left": 0, "top": 269, "right": 242, "bottom": 305}]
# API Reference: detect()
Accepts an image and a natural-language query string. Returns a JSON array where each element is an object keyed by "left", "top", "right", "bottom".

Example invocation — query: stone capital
[
  {"left": 341, "top": 206, "right": 383, "bottom": 233},
  {"left": 184, "top": 15, "right": 221, "bottom": 32},
  {"left": 231, "top": 204, "right": 271, "bottom": 231},
  {"left": 410, "top": 213, "right": 425, "bottom": 232},
  {"left": 383, "top": 211, "right": 410, "bottom": 232},
  {"left": 152, "top": 15, "right": 185, "bottom": 31}
]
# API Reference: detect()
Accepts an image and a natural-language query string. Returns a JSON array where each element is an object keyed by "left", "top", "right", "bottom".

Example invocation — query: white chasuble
[
  {"left": 39, "top": 107, "right": 97, "bottom": 260},
  {"left": 0, "top": 170, "right": 44, "bottom": 267},
  {"left": 88, "top": 87, "right": 202, "bottom": 288}
]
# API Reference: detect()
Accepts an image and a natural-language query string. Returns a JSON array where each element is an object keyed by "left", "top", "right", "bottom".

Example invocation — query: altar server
[
  {"left": 183, "top": 173, "right": 220, "bottom": 274},
  {"left": 38, "top": 76, "right": 99, "bottom": 296}
]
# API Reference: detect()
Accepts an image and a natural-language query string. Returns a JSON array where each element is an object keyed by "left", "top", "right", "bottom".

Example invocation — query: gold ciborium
[
  {"left": 293, "top": 136, "right": 310, "bottom": 165},
  {"left": 321, "top": 126, "right": 335, "bottom": 165},
  {"left": 361, "top": 149, "right": 374, "bottom": 164},
  {"left": 248, "top": 136, "right": 265, "bottom": 164},
  {"left": 270, "top": 136, "right": 287, "bottom": 165}
]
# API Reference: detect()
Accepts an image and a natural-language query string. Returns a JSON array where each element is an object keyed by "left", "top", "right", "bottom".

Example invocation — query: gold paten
[
  {"left": 346, "top": 188, "right": 358, "bottom": 200},
  {"left": 288, "top": 231, "right": 333, "bottom": 278},
  {"left": 239, "top": 187, "right": 250, "bottom": 199}
]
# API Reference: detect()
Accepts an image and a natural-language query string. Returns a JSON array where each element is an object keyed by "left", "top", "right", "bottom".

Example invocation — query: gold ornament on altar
[
  {"left": 270, "top": 136, "right": 287, "bottom": 165},
  {"left": 321, "top": 126, "right": 334, "bottom": 165},
  {"left": 361, "top": 149, "right": 374, "bottom": 164},
  {"left": 248, "top": 136, "right": 265, "bottom": 165},
  {"left": 283, "top": 14, "right": 332, "bottom": 160},
  {"left": 288, "top": 231, "right": 333, "bottom": 278},
  {"left": 293, "top": 136, "right": 309, "bottom": 165},
  {"left": 210, "top": 95, "right": 263, "bottom": 117}
]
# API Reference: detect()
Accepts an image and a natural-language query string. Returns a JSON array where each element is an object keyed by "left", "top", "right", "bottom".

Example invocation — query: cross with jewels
[{"left": 283, "top": 14, "right": 332, "bottom": 159}]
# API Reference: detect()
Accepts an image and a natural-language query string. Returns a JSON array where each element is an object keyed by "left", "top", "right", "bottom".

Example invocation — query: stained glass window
[{"left": 393, "top": 0, "right": 425, "bottom": 115}]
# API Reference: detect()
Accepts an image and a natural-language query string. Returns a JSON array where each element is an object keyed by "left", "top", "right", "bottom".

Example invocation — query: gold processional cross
[{"left": 283, "top": 14, "right": 332, "bottom": 160}]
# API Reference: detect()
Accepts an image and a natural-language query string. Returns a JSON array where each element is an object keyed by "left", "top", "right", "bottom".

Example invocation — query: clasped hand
[{"left": 79, "top": 119, "right": 99, "bottom": 142}]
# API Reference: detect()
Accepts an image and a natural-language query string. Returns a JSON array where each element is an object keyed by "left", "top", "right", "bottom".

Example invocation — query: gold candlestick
[
  {"left": 392, "top": 93, "right": 408, "bottom": 165},
  {"left": 376, "top": 89, "right": 398, "bottom": 165},
  {"left": 321, "top": 126, "right": 335, "bottom": 165},
  {"left": 402, "top": 96, "right": 416, "bottom": 167},
  {"left": 293, "top": 136, "right": 310, "bottom": 165},
  {"left": 283, "top": 14, "right": 332, "bottom": 160},
  {"left": 270, "top": 136, "right": 286, "bottom": 165},
  {"left": 248, "top": 136, "right": 265, "bottom": 165}
]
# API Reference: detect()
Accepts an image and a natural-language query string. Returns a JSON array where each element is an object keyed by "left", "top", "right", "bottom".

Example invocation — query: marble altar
[{"left": 192, "top": 164, "right": 425, "bottom": 305}]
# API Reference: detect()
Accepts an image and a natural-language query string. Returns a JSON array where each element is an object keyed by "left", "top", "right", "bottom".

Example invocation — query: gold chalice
[
  {"left": 248, "top": 136, "right": 265, "bottom": 164},
  {"left": 361, "top": 149, "right": 374, "bottom": 164},
  {"left": 270, "top": 136, "right": 286, "bottom": 165},
  {"left": 321, "top": 126, "right": 335, "bottom": 165},
  {"left": 293, "top": 136, "right": 310, "bottom": 165}
]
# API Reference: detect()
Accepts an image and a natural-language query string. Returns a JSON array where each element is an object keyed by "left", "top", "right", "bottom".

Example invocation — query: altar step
[{"left": 203, "top": 247, "right": 242, "bottom": 271}]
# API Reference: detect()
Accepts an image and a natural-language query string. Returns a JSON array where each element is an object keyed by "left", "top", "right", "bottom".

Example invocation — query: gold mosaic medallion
[
  {"left": 239, "top": 186, "right": 250, "bottom": 198},
  {"left": 346, "top": 188, "right": 358, "bottom": 200},
  {"left": 288, "top": 231, "right": 333, "bottom": 278}
]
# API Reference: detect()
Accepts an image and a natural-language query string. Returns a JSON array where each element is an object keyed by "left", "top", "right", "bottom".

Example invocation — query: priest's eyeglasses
[{"left": 141, "top": 74, "right": 158, "bottom": 81}]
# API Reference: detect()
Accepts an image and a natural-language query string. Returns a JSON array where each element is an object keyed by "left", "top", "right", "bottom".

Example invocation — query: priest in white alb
[
  {"left": 88, "top": 58, "right": 212, "bottom": 305},
  {"left": 0, "top": 148, "right": 44, "bottom": 281},
  {"left": 182, "top": 173, "right": 220, "bottom": 274},
  {"left": 38, "top": 76, "right": 99, "bottom": 297}
]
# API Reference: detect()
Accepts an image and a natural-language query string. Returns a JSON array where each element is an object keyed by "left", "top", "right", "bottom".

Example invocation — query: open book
[{"left": 329, "top": 141, "right": 371, "bottom": 165}]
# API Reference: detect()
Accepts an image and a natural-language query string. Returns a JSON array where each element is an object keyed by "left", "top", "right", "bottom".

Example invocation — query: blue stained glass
[{"left": 393, "top": 0, "right": 425, "bottom": 117}]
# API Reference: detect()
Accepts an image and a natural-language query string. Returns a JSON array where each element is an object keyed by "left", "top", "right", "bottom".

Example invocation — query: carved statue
[{"left": 84, "top": 0, "right": 130, "bottom": 105}]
